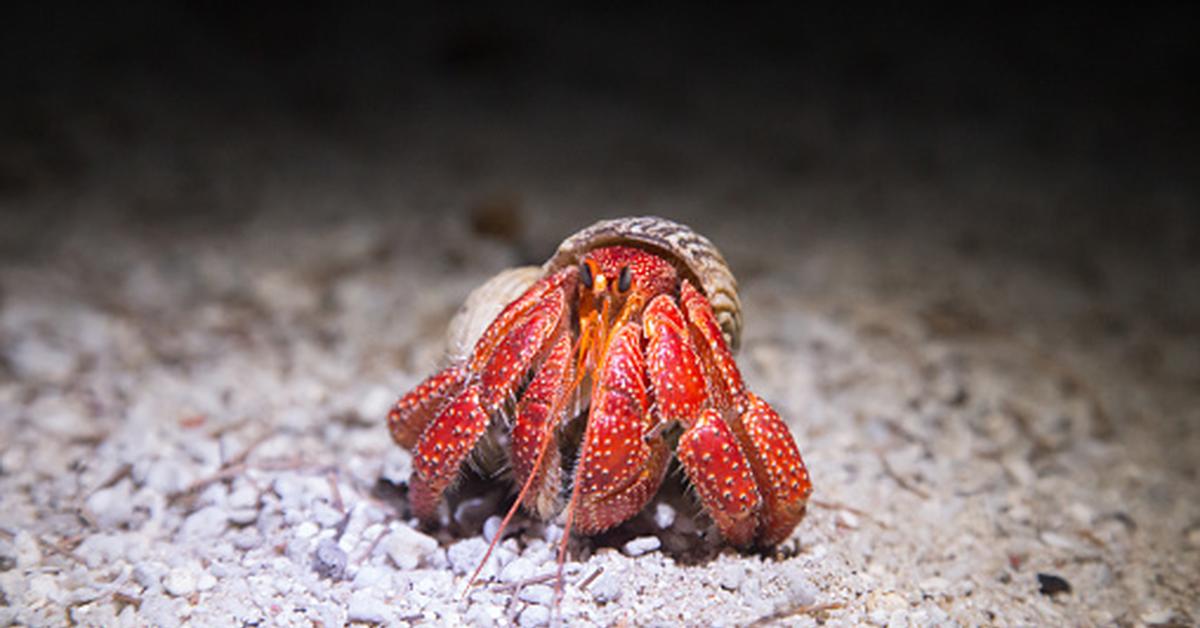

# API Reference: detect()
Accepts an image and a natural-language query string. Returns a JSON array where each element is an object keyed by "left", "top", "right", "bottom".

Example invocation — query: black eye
[
  {"left": 580, "top": 262, "right": 593, "bottom": 289},
  {"left": 617, "top": 266, "right": 632, "bottom": 292}
]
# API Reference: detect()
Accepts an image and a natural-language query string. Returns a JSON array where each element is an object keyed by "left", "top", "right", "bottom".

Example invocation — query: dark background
[{"left": 2, "top": 4, "right": 1197, "bottom": 264}]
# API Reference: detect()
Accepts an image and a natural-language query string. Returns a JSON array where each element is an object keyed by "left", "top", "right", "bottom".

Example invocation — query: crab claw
[
  {"left": 676, "top": 408, "right": 763, "bottom": 546},
  {"left": 731, "top": 393, "right": 813, "bottom": 546}
]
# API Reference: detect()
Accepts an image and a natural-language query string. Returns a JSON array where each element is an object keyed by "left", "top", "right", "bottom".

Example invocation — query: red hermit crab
[{"left": 387, "top": 217, "right": 811, "bottom": 555}]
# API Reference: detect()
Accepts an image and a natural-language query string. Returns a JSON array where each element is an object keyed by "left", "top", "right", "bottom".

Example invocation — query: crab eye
[
  {"left": 617, "top": 266, "right": 632, "bottom": 292},
  {"left": 580, "top": 262, "right": 594, "bottom": 289}
]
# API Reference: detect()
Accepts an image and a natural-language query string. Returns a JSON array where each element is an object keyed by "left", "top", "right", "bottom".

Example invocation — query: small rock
[
  {"left": 385, "top": 525, "right": 439, "bottom": 570},
  {"left": 919, "top": 576, "right": 949, "bottom": 595},
  {"left": 353, "top": 565, "right": 388, "bottom": 590},
  {"left": 589, "top": 570, "right": 622, "bottom": 603},
  {"left": 141, "top": 460, "right": 192, "bottom": 495},
  {"left": 518, "top": 604, "right": 550, "bottom": 627},
  {"left": 227, "top": 508, "right": 259, "bottom": 526},
  {"left": 294, "top": 521, "right": 320, "bottom": 539},
  {"left": 622, "top": 535, "right": 661, "bottom": 556},
  {"left": 313, "top": 501, "right": 345, "bottom": 529},
  {"left": 180, "top": 506, "right": 228, "bottom": 540},
  {"left": 76, "top": 533, "right": 129, "bottom": 569},
  {"left": 784, "top": 570, "right": 817, "bottom": 606},
  {"left": 273, "top": 475, "right": 303, "bottom": 503},
  {"left": 196, "top": 572, "right": 217, "bottom": 591},
  {"left": 380, "top": 448, "right": 413, "bottom": 486},
  {"left": 358, "top": 385, "right": 395, "bottom": 422},
  {"left": 86, "top": 481, "right": 134, "bottom": 529},
  {"left": 231, "top": 530, "right": 261, "bottom": 550},
  {"left": 1039, "top": 531, "right": 1077, "bottom": 551},
  {"left": 499, "top": 556, "right": 537, "bottom": 584},
  {"left": 133, "top": 562, "right": 166, "bottom": 591},
  {"left": 717, "top": 563, "right": 745, "bottom": 591},
  {"left": 448, "top": 537, "right": 499, "bottom": 579},
  {"left": 518, "top": 584, "right": 555, "bottom": 606},
  {"left": 1140, "top": 607, "right": 1176, "bottom": 625},
  {"left": 313, "top": 538, "right": 347, "bottom": 580},
  {"left": 465, "top": 603, "right": 501, "bottom": 627},
  {"left": 653, "top": 502, "right": 676, "bottom": 529},
  {"left": 27, "top": 573, "right": 59, "bottom": 606},
  {"left": 163, "top": 567, "right": 197, "bottom": 597},
  {"left": 227, "top": 482, "right": 258, "bottom": 510},
  {"left": 347, "top": 590, "right": 392, "bottom": 624},
  {"left": 14, "top": 531, "right": 41, "bottom": 568},
  {"left": 1037, "top": 572, "right": 1071, "bottom": 596},
  {"left": 483, "top": 515, "right": 503, "bottom": 543}
]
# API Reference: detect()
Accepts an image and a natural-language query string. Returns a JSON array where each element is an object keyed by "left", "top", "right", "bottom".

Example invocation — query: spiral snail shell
[{"left": 445, "top": 216, "right": 742, "bottom": 362}]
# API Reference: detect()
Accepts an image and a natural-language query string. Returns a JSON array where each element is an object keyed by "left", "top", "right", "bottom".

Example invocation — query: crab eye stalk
[
  {"left": 617, "top": 265, "right": 632, "bottom": 292},
  {"left": 580, "top": 262, "right": 594, "bottom": 289}
]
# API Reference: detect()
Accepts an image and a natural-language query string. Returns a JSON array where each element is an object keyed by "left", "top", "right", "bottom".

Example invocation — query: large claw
[
  {"left": 510, "top": 332, "right": 575, "bottom": 519},
  {"left": 676, "top": 408, "right": 763, "bottom": 546},
  {"left": 408, "top": 385, "right": 491, "bottom": 521},
  {"left": 731, "top": 393, "right": 813, "bottom": 546},
  {"left": 388, "top": 364, "right": 468, "bottom": 450},
  {"left": 571, "top": 322, "right": 669, "bottom": 535}
]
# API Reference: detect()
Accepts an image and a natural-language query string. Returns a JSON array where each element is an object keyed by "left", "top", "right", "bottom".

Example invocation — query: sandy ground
[{"left": 2, "top": 5, "right": 1199, "bottom": 627}]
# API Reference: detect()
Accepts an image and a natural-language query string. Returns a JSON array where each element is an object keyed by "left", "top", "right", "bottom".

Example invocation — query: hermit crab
[{"left": 387, "top": 216, "right": 812, "bottom": 560}]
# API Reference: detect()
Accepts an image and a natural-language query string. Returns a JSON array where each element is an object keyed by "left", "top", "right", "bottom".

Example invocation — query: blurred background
[
  {"left": 1, "top": 4, "right": 1198, "bottom": 625},
  {"left": 2, "top": 4, "right": 1196, "bottom": 261}
]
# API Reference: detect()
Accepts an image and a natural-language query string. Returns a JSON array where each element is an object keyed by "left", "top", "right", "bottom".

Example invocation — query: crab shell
[{"left": 446, "top": 216, "right": 743, "bottom": 363}]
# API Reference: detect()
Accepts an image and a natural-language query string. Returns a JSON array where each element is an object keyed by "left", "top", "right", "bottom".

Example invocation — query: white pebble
[
  {"left": 313, "top": 501, "right": 344, "bottom": 528},
  {"left": 448, "top": 537, "right": 498, "bottom": 579},
  {"left": 13, "top": 531, "right": 41, "bottom": 568},
  {"left": 86, "top": 481, "right": 134, "bottom": 529},
  {"left": 499, "top": 556, "right": 536, "bottom": 584},
  {"left": 313, "top": 538, "right": 347, "bottom": 580},
  {"left": 347, "top": 590, "right": 392, "bottom": 624},
  {"left": 784, "top": 568, "right": 817, "bottom": 606},
  {"left": 180, "top": 505, "right": 228, "bottom": 540},
  {"left": 75, "top": 533, "right": 128, "bottom": 569},
  {"left": 518, "top": 604, "right": 551, "bottom": 627},
  {"left": 589, "top": 570, "right": 622, "bottom": 603},
  {"left": 196, "top": 572, "right": 217, "bottom": 591},
  {"left": 622, "top": 535, "right": 661, "bottom": 556},
  {"left": 142, "top": 460, "right": 192, "bottom": 495},
  {"left": 718, "top": 563, "right": 745, "bottom": 591},
  {"left": 653, "top": 502, "right": 676, "bottom": 529},
  {"left": 294, "top": 521, "right": 320, "bottom": 539},
  {"left": 385, "top": 525, "right": 439, "bottom": 570},
  {"left": 358, "top": 385, "right": 395, "bottom": 422},
  {"left": 483, "top": 515, "right": 504, "bottom": 543},
  {"left": 518, "top": 584, "right": 555, "bottom": 606},
  {"left": 227, "top": 481, "right": 259, "bottom": 510},
  {"left": 133, "top": 562, "right": 166, "bottom": 591},
  {"left": 227, "top": 508, "right": 259, "bottom": 526},
  {"left": 26, "top": 573, "right": 60, "bottom": 607},
  {"left": 163, "top": 567, "right": 197, "bottom": 597},
  {"left": 353, "top": 565, "right": 389, "bottom": 590}
]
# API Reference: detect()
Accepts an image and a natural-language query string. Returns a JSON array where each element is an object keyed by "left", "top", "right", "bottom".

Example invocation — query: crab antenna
[
  {"left": 462, "top": 338, "right": 580, "bottom": 601},
  {"left": 459, "top": 431, "right": 551, "bottom": 600},
  {"left": 551, "top": 440, "right": 591, "bottom": 625}
]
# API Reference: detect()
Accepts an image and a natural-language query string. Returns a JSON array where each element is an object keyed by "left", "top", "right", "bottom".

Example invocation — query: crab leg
[
  {"left": 728, "top": 393, "right": 813, "bottom": 546},
  {"left": 570, "top": 321, "right": 670, "bottom": 535},
  {"left": 680, "top": 280, "right": 747, "bottom": 412},
  {"left": 678, "top": 279, "right": 812, "bottom": 546},
  {"left": 387, "top": 363, "right": 468, "bottom": 450},
  {"left": 644, "top": 293, "right": 763, "bottom": 546},
  {"left": 461, "top": 330, "right": 578, "bottom": 598},
  {"left": 508, "top": 330, "right": 577, "bottom": 519},
  {"left": 407, "top": 276, "right": 572, "bottom": 521}
]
